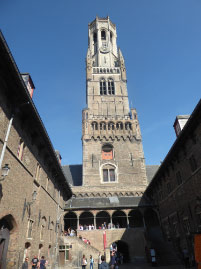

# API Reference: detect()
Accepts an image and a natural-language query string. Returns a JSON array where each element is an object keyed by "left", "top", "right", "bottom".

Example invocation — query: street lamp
[
  {"left": 26, "top": 190, "right": 37, "bottom": 206},
  {"left": 0, "top": 164, "right": 10, "bottom": 181}
]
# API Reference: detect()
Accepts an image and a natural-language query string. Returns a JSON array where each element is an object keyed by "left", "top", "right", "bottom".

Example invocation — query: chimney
[
  {"left": 21, "top": 73, "right": 35, "bottom": 98},
  {"left": 173, "top": 115, "right": 190, "bottom": 137},
  {"left": 55, "top": 150, "right": 62, "bottom": 164}
]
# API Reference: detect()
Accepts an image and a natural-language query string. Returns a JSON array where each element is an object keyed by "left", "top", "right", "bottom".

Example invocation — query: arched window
[
  {"left": 125, "top": 122, "right": 132, "bottom": 130},
  {"left": 100, "top": 79, "right": 107, "bottom": 95},
  {"left": 116, "top": 122, "right": 123, "bottom": 130},
  {"left": 110, "top": 32, "right": 113, "bottom": 43},
  {"left": 101, "top": 30, "right": 106, "bottom": 40},
  {"left": 102, "top": 164, "right": 116, "bottom": 182},
  {"left": 108, "top": 78, "right": 115, "bottom": 95},
  {"left": 92, "top": 122, "right": 98, "bottom": 130},
  {"left": 49, "top": 222, "right": 54, "bottom": 243},
  {"left": 100, "top": 122, "right": 106, "bottom": 130},
  {"left": 108, "top": 122, "right": 115, "bottom": 130},
  {"left": 102, "top": 144, "right": 113, "bottom": 160},
  {"left": 40, "top": 217, "right": 46, "bottom": 241}
]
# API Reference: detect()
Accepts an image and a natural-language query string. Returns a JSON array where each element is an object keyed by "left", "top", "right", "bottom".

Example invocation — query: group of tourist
[
  {"left": 22, "top": 255, "right": 47, "bottom": 269},
  {"left": 64, "top": 227, "right": 77, "bottom": 236},
  {"left": 79, "top": 235, "right": 91, "bottom": 245},
  {"left": 79, "top": 224, "right": 95, "bottom": 230},
  {"left": 79, "top": 222, "right": 121, "bottom": 230}
]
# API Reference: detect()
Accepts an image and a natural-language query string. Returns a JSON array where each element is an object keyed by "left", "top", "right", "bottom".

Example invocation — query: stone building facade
[
  {"left": 145, "top": 99, "right": 201, "bottom": 265},
  {"left": 0, "top": 31, "right": 72, "bottom": 268}
]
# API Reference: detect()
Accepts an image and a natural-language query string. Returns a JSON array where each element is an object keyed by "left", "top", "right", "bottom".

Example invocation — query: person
[
  {"left": 32, "top": 255, "right": 39, "bottom": 268},
  {"left": 110, "top": 251, "right": 116, "bottom": 269},
  {"left": 98, "top": 252, "right": 102, "bottom": 269},
  {"left": 82, "top": 254, "right": 87, "bottom": 269},
  {"left": 39, "top": 256, "right": 47, "bottom": 269},
  {"left": 100, "top": 255, "right": 109, "bottom": 269},
  {"left": 150, "top": 248, "right": 156, "bottom": 267},
  {"left": 90, "top": 255, "right": 94, "bottom": 269},
  {"left": 22, "top": 257, "right": 29, "bottom": 269},
  {"left": 182, "top": 248, "right": 190, "bottom": 268}
]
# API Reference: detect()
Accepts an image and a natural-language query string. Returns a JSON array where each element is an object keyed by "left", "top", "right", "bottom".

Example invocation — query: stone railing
[{"left": 93, "top": 67, "right": 120, "bottom": 74}]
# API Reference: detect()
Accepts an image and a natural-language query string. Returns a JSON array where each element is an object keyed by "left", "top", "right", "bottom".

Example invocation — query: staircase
[
  {"left": 146, "top": 227, "right": 182, "bottom": 266},
  {"left": 59, "top": 236, "right": 100, "bottom": 268}
]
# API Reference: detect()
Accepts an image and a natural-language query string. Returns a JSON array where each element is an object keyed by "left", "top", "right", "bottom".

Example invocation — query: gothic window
[
  {"left": 100, "top": 122, "right": 106, "bottom": 130},
  {"left": 40, "top": 217, "right": 46, "bottom": 241},
  {"left": 102, "top": 144, "right": 113, "bottom": 160},
  {"left": 100, "top": 78, "right": 107, "bottom": 95},
  {"left": 17, "top": 138, "right": 25, "bottom": 161},
  {"left": 116, "top": 122, "right": 123, "bottom": 130},
  {"left": 176, "top": 171, "right": 182, "bottom": 185},
  {"left": 92, "top": 122, "right": 98, "bottom": 130},
  {"left": 35, "top": 163, "right": 41, "bottom": 181},
  {"left": 108, "top": 122, "right": 115, "bottom": 130},
  {"left": 108, "top": 78, "right": 115, "bottom": 95},
  {"left": 27, "top": 219, "right": 34, "bottom": 239},
  {"left": 101, "top": 30, "right": 106, "bottom": 40},
  {"left": 102, "top": 165, "right": 116, "bottom": 182},
  {"left": 110, "top": 32, "right": 113, "bottom": 43},
  {"left": 49, "top": 222, "right": 54, "bottom": 243},
  {"left": 189, "top": 155, "right": 197, "bottom": 172},
  {"left": 93, "top": 32, "right": 97, "bottom": 43},
  {"left": 125, "top": 122, "right": 132, "bottom": 130}
]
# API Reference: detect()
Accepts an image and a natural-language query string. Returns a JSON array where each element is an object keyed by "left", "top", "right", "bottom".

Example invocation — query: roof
[
  {"left": 146, "top": 165, "right": 160, "bottom": 183},
  {"left": 65, "top": 195, "right": 150, "bottom": 210},
  {"left": 63, "top": 164, "right": 159, "bottom": 187},
  {"left": 62, "top": 165, "right": 82, "bottom": 186}
]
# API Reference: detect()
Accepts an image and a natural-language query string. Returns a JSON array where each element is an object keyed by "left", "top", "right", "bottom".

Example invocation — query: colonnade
[{"left": 64, "top": 208, "right": 159, "bottom": 231}]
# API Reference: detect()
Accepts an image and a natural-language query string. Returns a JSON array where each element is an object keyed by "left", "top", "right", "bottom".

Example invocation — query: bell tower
[{"left": 82, "top": 17, "right": 147, "bottom": 194}]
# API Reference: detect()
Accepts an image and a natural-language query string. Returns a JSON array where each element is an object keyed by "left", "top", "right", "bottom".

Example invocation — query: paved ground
[{"left": 119, "top": 262, "right": 186, "bottom": 269}]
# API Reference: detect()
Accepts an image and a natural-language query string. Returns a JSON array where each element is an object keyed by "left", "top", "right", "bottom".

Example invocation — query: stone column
[
  {"left": 126, "top": 214, "right": 129, "bottom": 228},
  {"left": 110, "top": 216, "right": 113, "bottom": 229},
  {"left": 94, "top": 215, "right": 96, "bottom": 230},
  {"left": 77, "top": 216, "right": 79, "bottom": 230}
]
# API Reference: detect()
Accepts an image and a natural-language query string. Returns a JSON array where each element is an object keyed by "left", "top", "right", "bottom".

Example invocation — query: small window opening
[
  {"left": 93, "top": 32, "right": 97, "bottom": 43},
  {"left": 101, "top": 30, "right": 106, "bottom": 40},
  {"left": 110, "top": 32, "right": 113, "bottom": 43}
]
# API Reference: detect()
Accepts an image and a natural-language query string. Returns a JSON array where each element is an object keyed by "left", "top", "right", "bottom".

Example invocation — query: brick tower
[{"left": 82, "top": 16, "right": 147, "bottom": 194}]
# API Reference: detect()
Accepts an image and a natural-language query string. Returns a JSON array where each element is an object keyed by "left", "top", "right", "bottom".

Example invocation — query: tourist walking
[
  {"left": 98, "top": 252, "right": 102, "bottom": 269},
  {"left": 39, "top": 256, "right": 47, "bottom": 269},
  {"left": 109, "top": 251, "right": 116, "bottom": 269},
  {"left": 90, "top": 255, "right": 94, "bottom": 269},
  {"left": 100, "top": 255, "right": 109, "bottom": 269},
  {"left": 22, "top": 257, "right": 29, "bottom": 269},
  {"left": 81, "top": 254, "right": 87, "bottom": 269},
  {"left": 32, "top": 255, "right": 39, "bottom": 268}
]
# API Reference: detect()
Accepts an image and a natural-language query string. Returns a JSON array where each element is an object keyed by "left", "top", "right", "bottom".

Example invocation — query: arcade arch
[
  {"left": 112, "top": 210, "right": 127, "bottom": 228},
  {"left": 144, "top": 208, "right": 159, "bottom": 228},
  {"left": 96, "top": 211, "right": 110, "bottom": 229},
  {"left": 79, "top": 211, "right": 94, "bottom": 228},
  {"left": 64, "top": 212, "right": 77, "bottom": 231},
  {"left": 128, "top": 210, "right": 143, "bottom": 228}
]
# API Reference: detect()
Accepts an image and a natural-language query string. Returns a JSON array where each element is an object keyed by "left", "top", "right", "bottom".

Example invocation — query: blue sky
[{"left": 1, "top": 0, "right": 201, "bottom": 165}]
